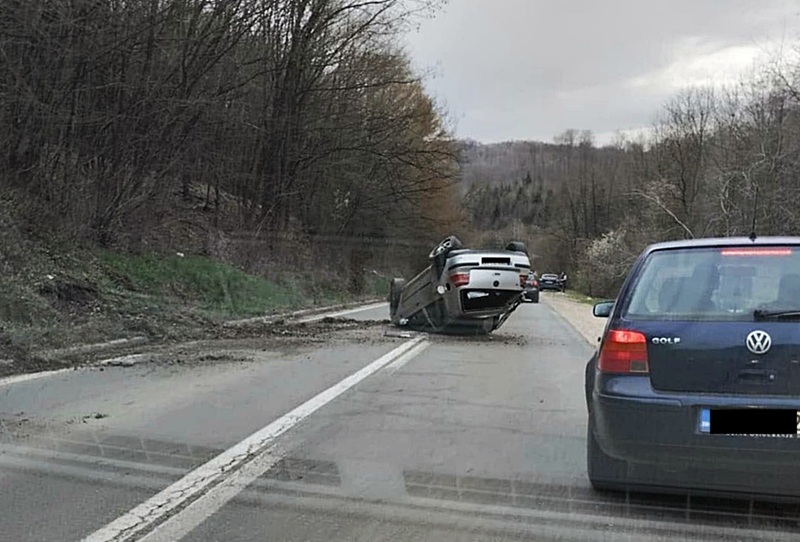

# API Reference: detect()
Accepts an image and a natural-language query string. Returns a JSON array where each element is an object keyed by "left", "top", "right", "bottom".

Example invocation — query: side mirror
[{"left": 593, "top": 301, "right": 615, "bottom": 318}]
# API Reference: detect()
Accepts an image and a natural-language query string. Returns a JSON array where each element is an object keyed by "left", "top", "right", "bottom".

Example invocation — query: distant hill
[
  {"left": 456, "top": 136, "right": 641, "bottom": 232},
  {"left": 456, "top": 137, "right": 627, "bottom": 193},
  {"left": 457, "top": 139, "right": 556, "bottom": 191}
]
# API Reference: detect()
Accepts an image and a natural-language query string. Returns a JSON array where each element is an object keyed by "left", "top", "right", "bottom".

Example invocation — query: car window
[{"left": 623, "top": 247, "right": 799, "bottom": 321}]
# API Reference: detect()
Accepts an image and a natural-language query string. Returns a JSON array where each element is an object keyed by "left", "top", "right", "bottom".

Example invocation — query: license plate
[{"left": 699, "top": 409, "right": 800, "bottom": 437}]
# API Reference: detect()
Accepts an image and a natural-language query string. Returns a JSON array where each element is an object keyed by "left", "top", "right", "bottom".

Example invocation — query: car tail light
[
  {"left": 532, "top": 280, "right": 538, "bottom": 287},
  {"left": 520, "top": 274, "right": 527, "bottom": 286},
  {"left": 598, "top": 330, "right": 649, "bottom": 374},
  {"left": 450, "top": 272, "right": 470, "bottom": 287}
]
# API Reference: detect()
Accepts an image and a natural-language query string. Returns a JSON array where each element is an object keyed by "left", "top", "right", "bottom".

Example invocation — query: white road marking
[
  {"left": 0, "top": 368, "right": 72, "bottom": 388},
  {"left": 295, "top": 302, "right": 388, "bottom": 323},
  {"left": 84, "top": 336, "right": 427, "bottom": 542},
  {"left": 141, "top": 338, "right": 430, "bottom": 542},
  {"left": 385, "top": 340, "right": 430, "bottom": 374},
  {"left": 138, "top": 447, "right": 284, "bottom": 542}
]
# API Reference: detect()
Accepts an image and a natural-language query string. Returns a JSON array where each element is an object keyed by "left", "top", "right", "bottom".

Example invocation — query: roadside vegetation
[
  {"left": 0, "top": 0, "right": 459, "bottom": 371},
  {"left": 1, "top": 236, "right": 390, "bottom": 374}
]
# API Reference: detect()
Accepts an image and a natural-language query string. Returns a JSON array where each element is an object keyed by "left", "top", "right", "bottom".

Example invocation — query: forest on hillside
[
  {"left": 8, "top": 1, "right": 800, "bottom": 301},
  {"left": 461, "top": 66, "right": 800, "bottom": 296},
  {"left": 0, "top": 0, "right": 462, "bottom": 290}
]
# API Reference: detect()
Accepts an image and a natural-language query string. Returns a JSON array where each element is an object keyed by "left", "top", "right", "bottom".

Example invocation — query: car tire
[
  {"left": 428, "top": 236, "right": 463, "bottom": 260},
  {"left": 531, "top": 291, "right": 539, "bottom": 303},
  {"left": 587, "top": 414, "right": 628, "bottom": 492},
  {"left": 389, "top": 278, "right": 405, "bottom": 324}
]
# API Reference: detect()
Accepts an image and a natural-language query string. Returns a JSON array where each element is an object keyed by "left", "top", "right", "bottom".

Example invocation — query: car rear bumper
[
  {"left": 592, "top": 376, "right": 800, "bottom": 471},
  {"left": 538, "top": 283, "right": 562, "bottom": 290}
]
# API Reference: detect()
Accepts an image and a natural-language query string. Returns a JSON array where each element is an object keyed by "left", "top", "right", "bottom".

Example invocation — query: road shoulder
[{"left": 540, "top": 293, "right": 605, "bottom": 347}]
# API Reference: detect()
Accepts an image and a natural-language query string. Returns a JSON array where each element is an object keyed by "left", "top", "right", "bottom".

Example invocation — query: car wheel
[
  {"left": 428, "top": 236, "right": 463, "bottom": 260},
  {"left": 531, "top": 292, "right": 539, "bottom": 303},
  {"left": 587, "top": 414, "right": 628, "bottom": 492},
  {"left": 389, "top": 278, "right": 405, "bottom": 324}
]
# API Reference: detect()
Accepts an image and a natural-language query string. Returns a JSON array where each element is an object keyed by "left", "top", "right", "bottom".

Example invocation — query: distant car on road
[
  {"left": 523, "top": 272, "right": 540, "bottom": 303},
  {"left": 585, "top": 236, "right": 800, "bottom": 499},
  {"left": 538, "top": 273, "right": 563, "bottom": 292},
  {"left": 389, "top": 236, "right": 531, "bottom": 333}
]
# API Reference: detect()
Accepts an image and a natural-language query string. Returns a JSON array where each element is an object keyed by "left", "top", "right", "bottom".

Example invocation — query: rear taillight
[
  {"left": 520, "top": 274, "right": 527, "bottom": 286},
  {"left": 450, "top": 272, "right": 470, "bottom": 287},
  {"left": 598, "top": 330, "right": 649, "bottom": 374}
]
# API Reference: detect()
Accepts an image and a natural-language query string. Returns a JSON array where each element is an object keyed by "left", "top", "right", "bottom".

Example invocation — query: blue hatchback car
[{"left": 586, "top": 237, "right": 800, "bottom": 499}]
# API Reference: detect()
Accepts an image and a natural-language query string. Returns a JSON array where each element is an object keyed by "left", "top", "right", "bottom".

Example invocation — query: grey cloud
[{"left": 405, "top": 0, "right": 800, "bottom": 143}]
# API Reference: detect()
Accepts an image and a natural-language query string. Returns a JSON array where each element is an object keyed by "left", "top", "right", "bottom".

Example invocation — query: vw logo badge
[{"left": 746, "top": 330, "right": 772, "bottom": 355}]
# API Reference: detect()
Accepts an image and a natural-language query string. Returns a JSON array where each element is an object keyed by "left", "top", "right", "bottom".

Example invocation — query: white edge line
[
  {"left": 0, "top": 368, "right": 73, "bottom": 388},
  {"left": 142, "top": 340, "right": 430, "bottom": 542},
  {"left": 296, "top": 302, "right": 388, "bottom": 323},
  {"left": 83, "top": 336, "right": 425, "bottom": 542},
  {"left": 385, "top": 341, "right": 430, "bottom": 374},
  {"left": 138, "top": 448, "right": 285, "bottom": 542}
]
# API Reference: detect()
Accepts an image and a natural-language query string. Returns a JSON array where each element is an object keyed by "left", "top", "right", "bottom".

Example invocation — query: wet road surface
[{"left": 1, "top": 300, "right": 799, "bottom": 541}]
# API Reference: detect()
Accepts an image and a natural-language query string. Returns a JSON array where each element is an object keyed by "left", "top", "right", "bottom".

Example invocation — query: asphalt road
[{"left": 1, "top": 301, "right": 799, "bottom": 542}]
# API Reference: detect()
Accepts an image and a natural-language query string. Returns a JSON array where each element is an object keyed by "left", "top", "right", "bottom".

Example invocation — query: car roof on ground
[{"left": 645, "top": 236, "right": 800, "bottom": 254}]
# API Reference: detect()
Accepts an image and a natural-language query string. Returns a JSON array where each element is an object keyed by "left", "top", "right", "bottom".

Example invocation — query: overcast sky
[{"left": 404, "top": 0, "right": 800, "bottom": 145}]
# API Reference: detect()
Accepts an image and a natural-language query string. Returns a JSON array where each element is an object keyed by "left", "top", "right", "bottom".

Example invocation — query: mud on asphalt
[
  {"left": 1, "top": 316, "right": 537, "bottom": 378},
  {"left": 0, "top": 318, "right": 388, "bottom": 378},
  {"left": 142, "top": 318, "right": 532, "bottom": 369}
]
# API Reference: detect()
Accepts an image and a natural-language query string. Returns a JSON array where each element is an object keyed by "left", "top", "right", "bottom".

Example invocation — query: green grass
[
  {"left": 0, "top": 243, "right": 388, "bottom": 370},
  {"left": 364, "top": 271, "right": 391, "bottom": 299},
  {"left": 98, "top": 252, "right": 308, "bottom": 318},
  {"left": 0, "top": 188, "right": 389, "bottom": 372},
  {"left": 97, "top": 251, "right": 390, "bottom": 318}
]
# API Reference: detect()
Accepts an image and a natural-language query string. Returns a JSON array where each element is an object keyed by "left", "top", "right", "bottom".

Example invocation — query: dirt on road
[
  {"left": 2, "top": 296, "right": 599, "bottom": 379},
  {"left": 0, "top": 317, "right": 392, "bottom": 378}
]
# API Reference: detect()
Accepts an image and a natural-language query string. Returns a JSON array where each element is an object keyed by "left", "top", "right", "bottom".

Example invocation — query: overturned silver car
[{"left": 388, "top": 236, "right": 531, "bottom": 334}]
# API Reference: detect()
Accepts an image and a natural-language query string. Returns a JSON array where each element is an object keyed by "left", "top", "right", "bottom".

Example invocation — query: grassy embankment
[{"left": 1, "top": 246, "right": 388, "bottom": 373}]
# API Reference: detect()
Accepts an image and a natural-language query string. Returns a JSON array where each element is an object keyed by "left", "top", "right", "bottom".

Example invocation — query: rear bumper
[
  {"left": 592, "top": 376, "right": 800, "bottom": 471},
  {"left": 539, "top": 283, "right": 562, "bottom": 290},
  {"left": 457, "top": 288, "right": 520, "bottom": 314}
]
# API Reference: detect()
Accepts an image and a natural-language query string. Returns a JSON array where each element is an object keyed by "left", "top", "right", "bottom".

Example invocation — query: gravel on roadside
[{"left": 540, "top": 292, "right": 606, "bottom": 347}]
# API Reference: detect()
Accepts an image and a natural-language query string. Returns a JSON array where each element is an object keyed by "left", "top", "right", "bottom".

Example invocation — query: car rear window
[{"left": 623, "top": 246, "right": 800, "bottom": 321}]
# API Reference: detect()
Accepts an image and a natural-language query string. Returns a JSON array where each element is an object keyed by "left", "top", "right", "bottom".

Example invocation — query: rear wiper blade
[{"left": 753, "top": 309, "right": 800, "bottom": 321}]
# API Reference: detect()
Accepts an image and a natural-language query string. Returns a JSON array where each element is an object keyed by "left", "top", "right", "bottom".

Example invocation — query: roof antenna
[{"left": 749, "top": 183, "right": 759, "bottom": 242}]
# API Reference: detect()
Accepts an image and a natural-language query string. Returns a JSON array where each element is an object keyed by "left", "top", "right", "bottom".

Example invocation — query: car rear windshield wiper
[{"left": 753, "top": 309, "right": 800, "bottom": 321}]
